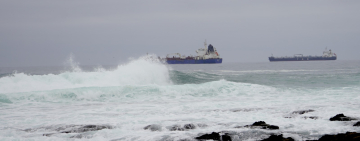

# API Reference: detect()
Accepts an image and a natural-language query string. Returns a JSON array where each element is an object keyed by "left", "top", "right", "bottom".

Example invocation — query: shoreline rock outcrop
[
  {"left": 353, "top": 121, "right": 360, "bottom": 126},
  {"left": 244, "top": 121, "right": 279, "bottom": 130},
  {"left": 195, "top": 132, "right": 220, "bottom": 140},
  {"left": 310, "top": 132, "right": 360, "bottom": 141},
  {"left": 329, "top": 114, "right": 357, "bottom": 121},
  {"left": 261, "top": 134, "right": 294, "bottom": 141}
]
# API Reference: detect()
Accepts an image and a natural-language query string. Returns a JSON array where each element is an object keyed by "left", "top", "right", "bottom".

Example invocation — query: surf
[{"left": 0, "top": 55, "right": 171, "bottom": 94}]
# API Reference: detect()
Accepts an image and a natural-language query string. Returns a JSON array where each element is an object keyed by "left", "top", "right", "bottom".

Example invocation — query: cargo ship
[
  {"left": 163, "top": 41, "right": 222, "bottom": 64},
  {"left": 269, "top": 48, "right": 337, "bottom": 62}
]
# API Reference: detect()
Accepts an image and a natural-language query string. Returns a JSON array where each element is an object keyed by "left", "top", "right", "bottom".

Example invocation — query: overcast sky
[{"left": 1, "top": 0, "right": 359, "bottom": 67}]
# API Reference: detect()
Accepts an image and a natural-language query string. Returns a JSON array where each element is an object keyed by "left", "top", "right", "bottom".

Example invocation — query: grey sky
[{"left": 1, "top": 0, "right": 359, "bottom": 67}]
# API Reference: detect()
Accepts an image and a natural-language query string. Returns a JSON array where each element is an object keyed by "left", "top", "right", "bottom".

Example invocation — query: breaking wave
[{"left": 0, "top": 55, "right": 171, "bottom": 94}]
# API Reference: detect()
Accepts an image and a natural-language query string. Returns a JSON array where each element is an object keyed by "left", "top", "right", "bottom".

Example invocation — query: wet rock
[
  {"left": 285, "top": 109, "right": 316, "bottom": 119},
  {"left": 266, "top": 125, "right": 279, "bottom": 130},
  {"left": 329, "top": 114, "right": 357, "bottom": 121},
  {"left": 83, "top": 125, "right": 96, "bottom": 128},
  {"left": 303, "top": 116, "right": 319, "bottom": 120},
  {"left": 43, "top": 133, "right": 56, "bottom": 137},
  {"left": 354, "top": 121, "right": 360, "bottom": 126},
  {"left": 60, "top": 125, "right": 112, "bottom": 133},
  {"left": 292, "top": 109, "right": 315, "bottom": 115},
  {"left": 261, "top": 134, "right": 294, "bottom": 141},
  {"left": 169, "top": 125, "right": 185, "bottom": 131},
  {"left": 165, "top": 123, "right": 197, "bottom": 131},
  {"left": 43, "top": 124, "right": 113, "bottom": 136},
  {"left": 222, "top": 133, "right": 232, "bottom": 141},
  {"left": 184, "top": 124, "right": 196, "bottom": 129},
  {"left": 244, "top": 121, "right": 279, "bottom": 130},
  {"left": 53, "top": 124, "right": 79, "bottom": 132},
  {"left": 195, "top": 132, "right": 220, "bottom": 140},
  {"left": 144, "top": 124, "right": 162, "bottom": 131},
  {"left": 313, "top": 132, "right": 360, "bottom": 141},
  {"left": 177, "top": 139, "right": 192, "bottom": 141}
]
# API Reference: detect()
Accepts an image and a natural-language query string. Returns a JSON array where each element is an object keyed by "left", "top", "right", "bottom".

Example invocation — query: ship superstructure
[
  {"left": 269, "top": 48, "right": 337, "bottom": 62},
  {"left": 164, "top": 41, "right": 222, "bottom": 64}
]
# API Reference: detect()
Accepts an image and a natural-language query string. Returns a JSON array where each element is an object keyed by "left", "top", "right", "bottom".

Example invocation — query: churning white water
[{"left": 0, "top": 56, "right": 359, "bottom": 141}]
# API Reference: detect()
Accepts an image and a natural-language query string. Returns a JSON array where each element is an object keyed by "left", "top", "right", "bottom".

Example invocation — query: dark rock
[
  {"left": 41, "top": 124, "right": 113, "bottom": 137},
  {"left": 83, "top": 125, "right": 96, "bottom": 128},
  {"left": 303, "top": 116, "right": 319, "bottom": 120},
  {"left": 314, "top": 132, "right": 360, "bottom": 141},
  {"left": 244, "top": 121, "right": 279, "bottom": 130},
  {"left": 354, "top": 122, "right": 360, "bottom": 126},
  {"left": 329, "top": 114, "right": 357, "bottom": 121},
  {"left": 292, "top": 109, "right": 315, "bottom": 115},
  {"left": 184, "top": 124, "right": 196, "bottom": 129},
  {"left": 267, "top": 125, "right": 280, "bottom": 130},
  {"left": 144, "top": 124, "right": 161, "bottom": 131},
  {"left": 43, "top": 133, "right": 56, "bottom": 137},
  {"left": 195, "top": 132, "right": 220, "bottom": 140},
  {"left": 177, "top": 139, "right": 192, "bottom": 141},
  {"left": 169, "top": 125, "right": 185, "bottom": 131},
  {"left": 221, "top": 133, "right": 232, "bottom": 141},
  {"left": 53, "top": 125, "right": 78, "bottom": 132},
  {"left": 261, "top": 134, "right": 295, "bottom": 141},
  {"left": 60, "top": 125, "right": 112, "bottom": 133},
  {"left": 253, "top": 121, "right": 266, "bottom": 126}
]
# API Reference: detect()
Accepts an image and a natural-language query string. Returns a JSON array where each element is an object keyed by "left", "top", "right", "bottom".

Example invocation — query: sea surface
[{"left": 0, "top": 56, "right": 359, "bottom": 141}]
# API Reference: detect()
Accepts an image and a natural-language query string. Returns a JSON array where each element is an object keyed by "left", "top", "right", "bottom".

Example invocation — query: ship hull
[
  {"left": 269, "top": 56, "right": 336, "bottom": 62},
  {"left": 166, "top": 58, "right": 222, "bottom": 64}
]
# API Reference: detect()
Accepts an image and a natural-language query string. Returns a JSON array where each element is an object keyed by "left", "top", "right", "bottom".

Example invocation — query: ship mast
[{"left": 204, "top": 40, "right": 207, "bottom": 49}]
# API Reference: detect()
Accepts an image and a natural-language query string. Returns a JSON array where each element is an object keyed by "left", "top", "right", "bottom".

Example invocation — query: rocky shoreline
[
  {"left": 147, "top": 111, "right": 359, "bottom": 141},
  {"left": 189, "top": 112, "right": 360, "bottom": 141},
  {"left": 36, "top": 110, "right": 360, "bottom": 140}
]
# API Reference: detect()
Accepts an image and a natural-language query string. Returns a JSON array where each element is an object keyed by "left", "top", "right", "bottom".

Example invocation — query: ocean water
[{"left": 0, "top": 56, "right": 359, "bottom": 141}]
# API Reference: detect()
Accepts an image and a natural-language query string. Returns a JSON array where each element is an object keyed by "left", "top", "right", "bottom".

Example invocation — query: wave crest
[{"left": 0, "top": 55, "right": 171, "bottom": 94}]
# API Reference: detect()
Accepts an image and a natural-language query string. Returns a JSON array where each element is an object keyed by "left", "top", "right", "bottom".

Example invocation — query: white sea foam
[
  {"left": 0, "top": 55, "right": 171, "bottom": 94},
  {"left": 1, "top": 80, "right": 360, "bottom": 140},
  {"left": 0, "top": 60, "right": 360, "bottom": 140}
]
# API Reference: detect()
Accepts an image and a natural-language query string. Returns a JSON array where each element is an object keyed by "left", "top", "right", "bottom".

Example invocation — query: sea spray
[
  {"left": 64, "top": 54, "right": 82, "bottom": 72},
  {"left": 0, "top": 55, "right": 171, "bottom": 94}
]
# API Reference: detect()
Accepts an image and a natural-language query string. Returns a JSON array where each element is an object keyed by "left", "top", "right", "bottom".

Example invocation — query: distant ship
[
  {"left": 269, "top": 48, "right": 337, "bottom": 62},
  {"left": 163, "top": 41, "right": 222, "bottom": 64}
]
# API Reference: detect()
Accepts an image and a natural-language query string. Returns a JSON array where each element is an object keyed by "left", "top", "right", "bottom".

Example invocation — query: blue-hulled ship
[
  {"left": 163, "top": 41, "right": 222, "bottom": 64},
  {"left": 269, "top": 48, "right": 337, "bottom": 62}
]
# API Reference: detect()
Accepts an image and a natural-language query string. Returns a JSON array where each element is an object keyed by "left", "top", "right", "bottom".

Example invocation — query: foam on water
[
  {"left": 0, "top": 58, "right": 360, "bottom": 141},
  {"left": 0, "top": 55, "right": 171, "bottom": 94}
]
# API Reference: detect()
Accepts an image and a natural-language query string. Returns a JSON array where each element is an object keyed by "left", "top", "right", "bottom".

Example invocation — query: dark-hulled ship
[
  {"left": 269, "top": 48, "right": 337, "bottom": 62},
  {"left": 162, "top": 41, "right": 222, "bottom": 64}
]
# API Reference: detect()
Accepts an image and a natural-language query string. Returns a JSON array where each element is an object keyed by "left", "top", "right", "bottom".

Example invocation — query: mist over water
[{"left": 0, "top": 56, "right": 359, "bottom": 140}]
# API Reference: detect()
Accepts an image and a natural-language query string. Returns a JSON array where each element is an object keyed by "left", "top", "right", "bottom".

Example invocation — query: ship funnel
[{"left": 208, "top": 44, "right": 215, "bottom": 53}]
